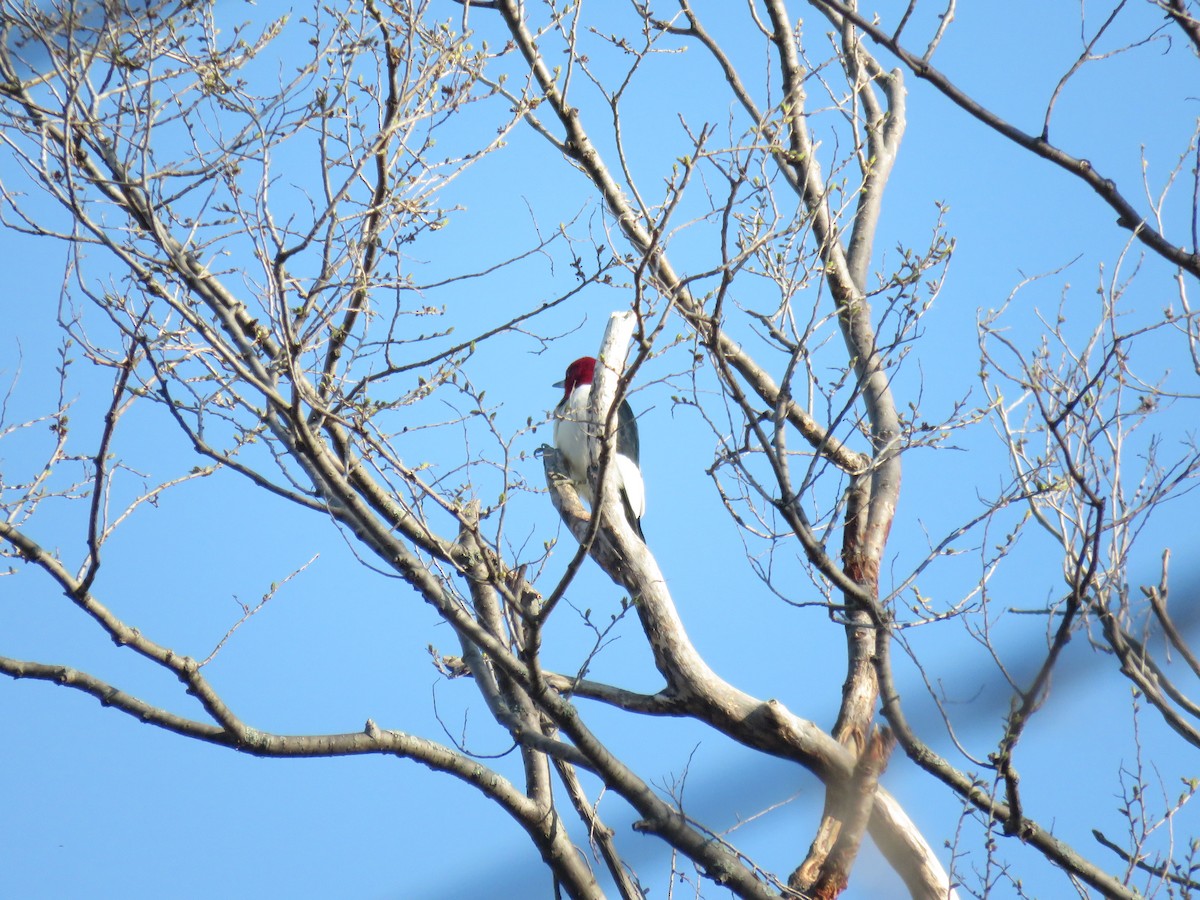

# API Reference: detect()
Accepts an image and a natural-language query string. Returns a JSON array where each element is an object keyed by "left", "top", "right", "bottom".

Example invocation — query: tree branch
[{"left": 808, "top": 0, "right": 1200, "bottom": 277}]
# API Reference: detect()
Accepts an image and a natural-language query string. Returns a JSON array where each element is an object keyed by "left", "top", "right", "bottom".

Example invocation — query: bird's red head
[{"left": 558, "top": 356, "right": 597, "bottom": 400}]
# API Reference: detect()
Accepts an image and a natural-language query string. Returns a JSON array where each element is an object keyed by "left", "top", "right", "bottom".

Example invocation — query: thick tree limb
[{"left": 541, "top": 316, "right": 951, "bottom": 899}]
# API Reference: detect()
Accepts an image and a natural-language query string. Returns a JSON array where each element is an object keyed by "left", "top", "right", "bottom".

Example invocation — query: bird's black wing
[{"left": 617, "top": 398, "right": 640, "bottom": 465}]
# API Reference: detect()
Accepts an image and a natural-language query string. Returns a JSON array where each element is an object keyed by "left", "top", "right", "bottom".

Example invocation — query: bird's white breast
[{"left": 554, "top": 384, "right": 596, "bottom": 505}]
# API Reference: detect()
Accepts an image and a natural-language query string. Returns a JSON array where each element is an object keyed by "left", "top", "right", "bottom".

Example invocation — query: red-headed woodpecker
[{"left": 553, "top": 356, "right": 645, "bottom": 539}]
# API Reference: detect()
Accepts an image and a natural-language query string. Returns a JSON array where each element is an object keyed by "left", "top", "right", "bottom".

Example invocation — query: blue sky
[{"left": 2, "top": 2, "right": 1198, "bottom": 898}]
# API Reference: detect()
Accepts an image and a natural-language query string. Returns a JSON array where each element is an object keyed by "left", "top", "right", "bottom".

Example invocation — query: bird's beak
[{"left": 552, "top": 379, "right": 564, "bottom": 389}]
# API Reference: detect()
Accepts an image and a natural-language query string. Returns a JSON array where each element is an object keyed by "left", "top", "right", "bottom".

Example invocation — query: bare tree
[{"left": 2, "top": 1, "right": 1198, "bottom": 897}]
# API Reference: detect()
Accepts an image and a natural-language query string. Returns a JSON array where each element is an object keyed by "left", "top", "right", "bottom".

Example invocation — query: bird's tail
[{"left": 621, "top": 490, "right": 645, "bottom": 542}]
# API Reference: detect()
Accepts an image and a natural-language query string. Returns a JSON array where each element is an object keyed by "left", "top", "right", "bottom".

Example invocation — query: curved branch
[{"left": 0, "top": 652, "right": 604, "bottom": 898}]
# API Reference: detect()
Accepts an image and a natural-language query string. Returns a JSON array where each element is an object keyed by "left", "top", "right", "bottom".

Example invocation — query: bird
[{"left": 553, "top": 356, "right": 645, "bottom": 539}]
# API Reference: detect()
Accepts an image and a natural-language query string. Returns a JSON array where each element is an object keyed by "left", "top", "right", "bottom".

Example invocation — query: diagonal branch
[{"left": 808, "top": 0, "right": 1200, "bottom": 278}]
